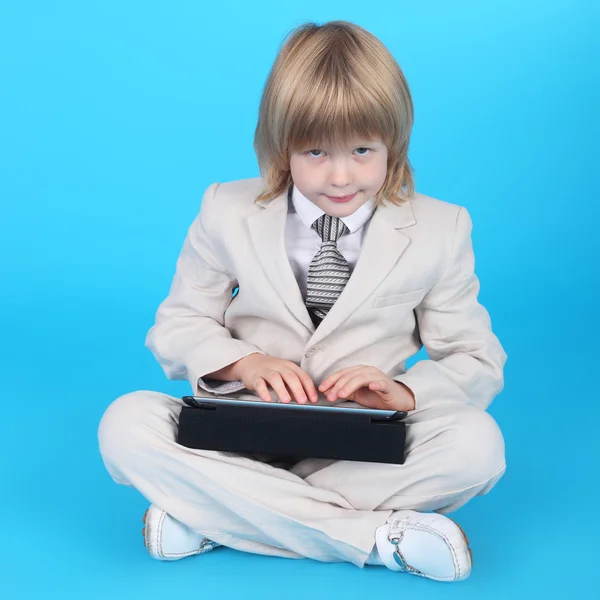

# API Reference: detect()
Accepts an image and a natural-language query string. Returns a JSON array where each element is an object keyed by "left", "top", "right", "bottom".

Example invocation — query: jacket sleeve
[
  {"left": 145, "top": 182, "right": 264, "bottom": 394},
  {"left": 394, "top": 206, "right": 507, "bottom": 411}
]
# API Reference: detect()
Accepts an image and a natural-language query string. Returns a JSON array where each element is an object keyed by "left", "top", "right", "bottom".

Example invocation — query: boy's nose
[{"left": 328, "top": 165, "right": 352, "bottom": 188}]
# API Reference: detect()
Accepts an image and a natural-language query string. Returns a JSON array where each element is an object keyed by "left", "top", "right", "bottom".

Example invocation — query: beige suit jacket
[{"left": 145, "top": 178, "right": 507, "bottom": 411}]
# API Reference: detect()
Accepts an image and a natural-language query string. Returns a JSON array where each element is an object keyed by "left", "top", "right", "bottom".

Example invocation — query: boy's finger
[
  {"left": 327, "top": 370, "right": 370, "bottom": 399},
  {"left": 293, "top": 367, "right": 319, "bottom": 402},
  {"left": 283, "top": 373, "right": 308, "bottom": 404},
  {"left": 253, "top": 378, "right": 272, "bottom": 402},
  {"left": 319, "top": 366, "right": 363, "bottom": 391},
  {"left": 299, "top": 373, "right": 319, "bottom": 402},
  {"left": 265, "top": 373, "right": 291, "bottom": 403},
  {"left": 368, "top": 380, "right": 390, "bottom": 393},
  {"left": 318, "top": 373, "right": 342, "bottom": 391},
  {"left": 335, "top": 373, "right": 381, "bottom": 398}
]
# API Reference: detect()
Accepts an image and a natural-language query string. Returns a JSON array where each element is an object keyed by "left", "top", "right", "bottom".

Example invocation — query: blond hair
[{"left": 254, "top": 20, "right": 414, "bottom": 205}]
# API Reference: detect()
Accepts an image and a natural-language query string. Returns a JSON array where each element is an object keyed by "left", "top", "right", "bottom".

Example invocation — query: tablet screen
[{"left": 182, "top": 396, "right": 407, "bottom": 420}]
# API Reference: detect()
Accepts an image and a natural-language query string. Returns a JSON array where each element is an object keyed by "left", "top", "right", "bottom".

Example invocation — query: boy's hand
[
  {"left": 232, "top": 354, "right": 319, "bottom": 404},
  {"left": 319, "top": 365, "right": 416, "bottom": 412}
]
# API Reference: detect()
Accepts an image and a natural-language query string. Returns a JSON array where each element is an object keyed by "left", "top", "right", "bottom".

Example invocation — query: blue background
[{"left": 1, "top": 0, "right": 598, "bottom": 598}]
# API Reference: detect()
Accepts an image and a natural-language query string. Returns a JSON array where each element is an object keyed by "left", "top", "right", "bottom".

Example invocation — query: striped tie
[{"left": 306, "top": 214, "right": 351, "bottom": 327}]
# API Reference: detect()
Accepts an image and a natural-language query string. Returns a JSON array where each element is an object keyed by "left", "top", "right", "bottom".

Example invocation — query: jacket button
[{"left": 305, "top": 346, "right": 321, "bottom": 358}]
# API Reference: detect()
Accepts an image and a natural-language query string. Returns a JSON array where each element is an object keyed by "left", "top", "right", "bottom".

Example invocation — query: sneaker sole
[
  {"left": 454, "top": 521, "right": 473, "bottom": 567},
  {"left": 142, "top": 509, "right": 150, "bottom": 548}
]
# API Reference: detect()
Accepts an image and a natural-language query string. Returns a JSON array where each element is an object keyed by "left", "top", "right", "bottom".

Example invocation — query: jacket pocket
[{"left": 373, "top": 289, "right": 424, "bottom": 309}]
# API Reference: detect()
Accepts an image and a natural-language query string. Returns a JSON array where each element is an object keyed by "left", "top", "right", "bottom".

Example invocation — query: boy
[{"left": 98, "top": 20, "right": 507, "bottom": 582}]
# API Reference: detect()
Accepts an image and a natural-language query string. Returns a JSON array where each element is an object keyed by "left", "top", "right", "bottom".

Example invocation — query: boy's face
[{"left": 289, "top": 136, "right": 388, "bottom": 218}]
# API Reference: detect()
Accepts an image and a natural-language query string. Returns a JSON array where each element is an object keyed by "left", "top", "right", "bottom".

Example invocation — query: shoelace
[{"left": 387, "top": 517, "right": 424, "bottom": 575}]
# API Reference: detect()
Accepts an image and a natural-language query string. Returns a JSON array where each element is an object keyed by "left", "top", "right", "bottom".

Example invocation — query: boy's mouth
[{"left": 325, "top": 192, "right": 358, "bottom": 203}]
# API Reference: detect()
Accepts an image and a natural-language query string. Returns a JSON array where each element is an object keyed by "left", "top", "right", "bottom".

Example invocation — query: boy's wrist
[
  {"left": 214, "top": 353, "right": 262, "bottom": 381},
  {"left": 395, "top": 381, "right": 416, "bottom": 411}
]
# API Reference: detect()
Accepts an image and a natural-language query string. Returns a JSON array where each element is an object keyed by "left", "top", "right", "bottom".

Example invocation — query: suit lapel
[
  {"left": 308, "top": 198, "right": 417, "bottom": 346},
  {"left": 247, "top": 187, "right": 315, "bottom": 333}
]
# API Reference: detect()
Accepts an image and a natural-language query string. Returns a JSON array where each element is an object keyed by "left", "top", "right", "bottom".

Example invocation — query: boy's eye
[{"left": 305, "top": 147, "right": 371, "bottom": 158}]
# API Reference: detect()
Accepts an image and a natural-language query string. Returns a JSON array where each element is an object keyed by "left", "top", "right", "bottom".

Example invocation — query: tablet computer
[
  {"left": 182, "top": 395, "right": 408, "bottom": 421},
  {"left": 178, "top": 395, "right": 408, "bottom": 464}
]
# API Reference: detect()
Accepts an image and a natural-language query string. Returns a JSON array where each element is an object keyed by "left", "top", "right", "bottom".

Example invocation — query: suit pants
[{"left": 98, "top": 390, "right": 506, "bottom": 567}]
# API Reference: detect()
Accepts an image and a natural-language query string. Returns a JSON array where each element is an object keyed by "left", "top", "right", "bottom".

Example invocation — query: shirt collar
[{"left": 291, "top": 185, "right": 376, "bottom": 233}]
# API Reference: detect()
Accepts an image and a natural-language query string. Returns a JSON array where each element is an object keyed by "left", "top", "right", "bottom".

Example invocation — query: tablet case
[{"left": 177, "top": 398, "right": 407, "bottom": 464}]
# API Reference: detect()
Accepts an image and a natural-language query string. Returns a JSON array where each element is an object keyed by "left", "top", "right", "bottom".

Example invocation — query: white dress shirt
[{"left": 285, "top": 185, "right": 376, "bottom": 299}]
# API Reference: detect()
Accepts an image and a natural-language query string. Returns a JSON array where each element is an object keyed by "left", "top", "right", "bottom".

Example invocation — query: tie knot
[{"left": 312, "top": 215, "right": 349, "bottom": 243}]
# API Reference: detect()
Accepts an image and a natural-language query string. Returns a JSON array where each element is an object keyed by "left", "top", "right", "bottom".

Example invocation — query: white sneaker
[
  {"left": 375, "top": 510, "right": 473, "bottom": 582},
  {"left": 142, "top": 505, "right": 220, "bottom": 561}
]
